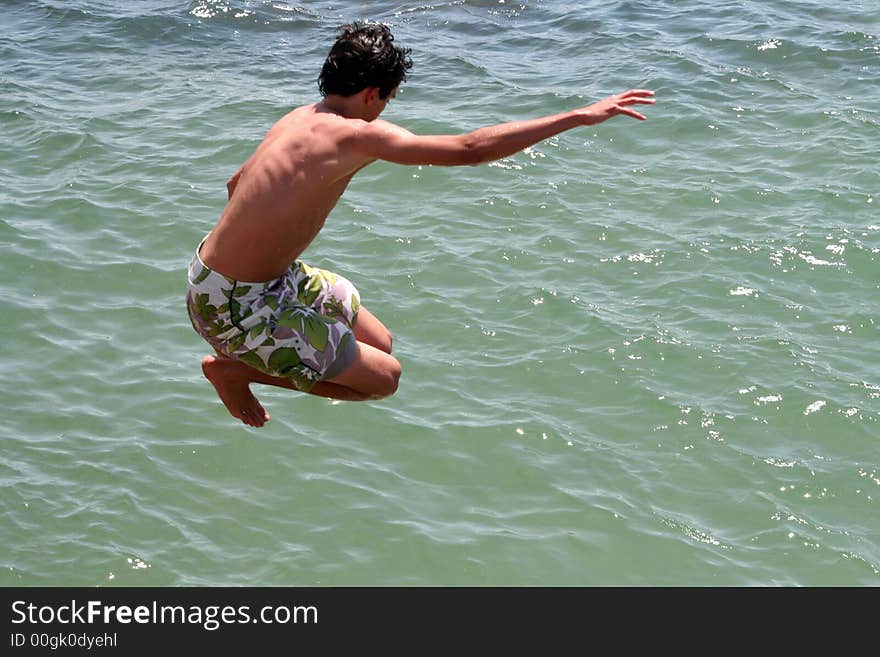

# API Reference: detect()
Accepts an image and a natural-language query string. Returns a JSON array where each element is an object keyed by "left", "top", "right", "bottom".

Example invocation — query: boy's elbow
[
  {"left": 226, "top": 169, "right": 243, "bottom": 198},
  {"left": 458, "top": 134, "right": 486, "bottom": 165}
]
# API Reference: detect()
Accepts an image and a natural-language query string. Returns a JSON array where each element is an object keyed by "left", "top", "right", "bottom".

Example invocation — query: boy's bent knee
[
  {"left": 378, "top": 360, "right": 402, "bottom": 398},
  {"left": 329, "top": 344, "right": 400, "bottom": 399},
  {"left": 370, "top": 360, "right": 401, "bottom": 399}
]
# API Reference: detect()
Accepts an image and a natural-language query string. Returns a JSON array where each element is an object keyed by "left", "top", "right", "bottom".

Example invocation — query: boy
[{"left": 186, "top": 23, "right": 654, "bottom": 427}]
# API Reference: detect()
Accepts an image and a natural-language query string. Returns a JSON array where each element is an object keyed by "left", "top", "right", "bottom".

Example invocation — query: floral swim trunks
[{"left": 186, "top": 240, "right": 360, "bottom": 393}]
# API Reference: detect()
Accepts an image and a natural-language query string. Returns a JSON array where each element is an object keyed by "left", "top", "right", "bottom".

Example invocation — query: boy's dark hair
[{"left": 318, "top": 23, "right": 413, "bottom": 99}]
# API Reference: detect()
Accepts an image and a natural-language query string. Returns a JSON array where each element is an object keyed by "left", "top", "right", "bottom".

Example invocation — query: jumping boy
[{"left": 186, "top": 23, "right": 654, "bottom": 427}]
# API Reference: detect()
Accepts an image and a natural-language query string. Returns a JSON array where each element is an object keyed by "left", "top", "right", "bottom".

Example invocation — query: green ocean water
[{"left": 1, "top": 0, "right": 878, "bottom": 586}]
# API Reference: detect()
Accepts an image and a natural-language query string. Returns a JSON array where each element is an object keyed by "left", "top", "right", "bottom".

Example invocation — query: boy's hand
[{"left": 578, "top": 89, "right": 655, "bottom": 125}]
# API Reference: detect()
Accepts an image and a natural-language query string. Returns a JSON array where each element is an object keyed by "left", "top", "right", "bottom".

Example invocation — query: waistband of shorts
[{"left": 187, "top": 234, "right": 274, "bottom": 289}]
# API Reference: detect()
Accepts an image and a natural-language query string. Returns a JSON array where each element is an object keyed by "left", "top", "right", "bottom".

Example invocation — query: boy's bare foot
[{"left": 201, "top": 355, "right": 270, "bottom": 427}]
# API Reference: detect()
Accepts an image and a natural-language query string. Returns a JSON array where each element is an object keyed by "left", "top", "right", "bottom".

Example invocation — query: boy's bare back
[{"left": 198, "top": 104, "right": 378, "bottom": 283}]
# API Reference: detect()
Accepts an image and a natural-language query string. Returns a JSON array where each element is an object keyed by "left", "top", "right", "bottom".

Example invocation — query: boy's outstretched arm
[{"left": 352, "top": 89, "right": 654, "bottom": 167}]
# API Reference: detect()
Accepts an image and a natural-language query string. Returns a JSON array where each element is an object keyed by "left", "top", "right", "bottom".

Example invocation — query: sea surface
[{"left": 1, "top": 0, "right": 877, "bottom": 586}]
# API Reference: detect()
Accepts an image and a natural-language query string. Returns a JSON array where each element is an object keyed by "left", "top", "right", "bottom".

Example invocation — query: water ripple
[{"left": 1, "top": 0, "right": 878, "bottom": 586}]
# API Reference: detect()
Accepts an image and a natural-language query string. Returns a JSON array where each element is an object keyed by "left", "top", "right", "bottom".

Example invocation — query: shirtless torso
[{"left": 200, "top": 104, "right": 377, "bottom": 282}]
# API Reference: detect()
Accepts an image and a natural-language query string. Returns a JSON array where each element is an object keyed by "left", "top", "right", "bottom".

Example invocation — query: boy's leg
[
  {"left": 201, "top": 340, "right": 401, "bottom": 427},
  {"left": 321, "top": 340, "right": 401, "bottom": 398},
  {"left": 353, "top": 306, "right": 393, "bottom": 354}
]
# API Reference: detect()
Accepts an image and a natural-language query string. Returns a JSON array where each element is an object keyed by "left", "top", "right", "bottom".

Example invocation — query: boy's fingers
[
  {"left": 620, "top": 90, "right": 655, "bottom": 101},
  {"left": 618, "top": 107, "right": 647, "bottom": 120},
  {"left": 619, "top": 97, "right": 656, "bottom": 107}
]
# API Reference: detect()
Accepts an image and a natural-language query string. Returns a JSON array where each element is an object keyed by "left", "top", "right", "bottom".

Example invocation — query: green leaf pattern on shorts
[
  {"left": 267, "top": 347, "right": 302, "bottom": 374},
  {"left": 302, "top": 315, "right": 330, "bottom": 351},
  {"left": 186, "top": 253, "right": 360, "bottom": 393}
]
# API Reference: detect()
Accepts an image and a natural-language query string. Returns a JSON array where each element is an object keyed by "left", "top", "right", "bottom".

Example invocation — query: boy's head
[{"left": 318, "top": 23, "right": 413, "bottom": 100}]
